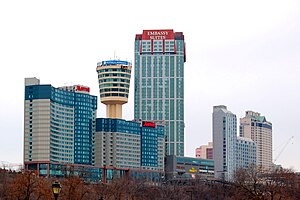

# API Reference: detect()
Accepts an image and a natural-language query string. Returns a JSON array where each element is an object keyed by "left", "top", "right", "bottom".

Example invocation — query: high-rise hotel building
[
  {"left": 240, "top": 111, "right": 272, "bottom": 170},
  {"left": 134, "top": 29, "right": 186, "bottom": 156},
  {"left": 24, "top": 78, "right": 97, "bottom": 170}
]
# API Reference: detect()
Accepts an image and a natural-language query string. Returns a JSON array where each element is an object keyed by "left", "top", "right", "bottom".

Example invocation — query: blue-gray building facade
[
  {"left": 24, "top": 78, "right": 97, "bottom": 167},
  {"left": 236, "top": 137, "right": 257, "bottom": 169},
  {"left": 95, "top": 118, "right": 165, "bottom": 171},
  {"left": 140, "top": 121, "right": 165, "bottom": 170}
]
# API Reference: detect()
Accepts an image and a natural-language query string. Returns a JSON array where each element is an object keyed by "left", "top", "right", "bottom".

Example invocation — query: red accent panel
[
  {"left": 142, "top": 29, "right": 174, "bottom": 40},
  {"left": 151, "top": 39, "right": 154, "bottom": 54},
  {"left": 135, "top": 34, "right": 142, "bottom": 40}
]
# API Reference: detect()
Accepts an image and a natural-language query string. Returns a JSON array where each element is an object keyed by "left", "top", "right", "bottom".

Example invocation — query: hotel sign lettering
[
  {"left": 148, "top": 31, "right": 169, "bottom": 40},
  {"left": 76, "top": 86, "right": 90, "bottom": 92},
  {"left": 142, "top": 121, "right": 156, "bottom": 128},
  {"left": 101, "top": 60, "right": 130, "bottom": 66},
  {"left": 142, "top": 30, "right": 174, "bottom": 40}
]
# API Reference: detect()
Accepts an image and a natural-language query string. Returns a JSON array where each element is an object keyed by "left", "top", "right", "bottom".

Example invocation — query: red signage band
[
  {"left": 143, "top": 121, "right": 156, "bottom": 128},
  {"left": 76, "top": 86, "right": 90, "bottom": 92},
  {"left": 142, "top": 29, "right": 174, "bottom": 40}
]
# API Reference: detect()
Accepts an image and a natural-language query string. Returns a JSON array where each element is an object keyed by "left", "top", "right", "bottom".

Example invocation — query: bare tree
[
  {"left": 7, "top": 170, "right": 51, "bottom": 200},
  {"left": 60, "top": 176, "right": 91, "bottom": 200},
  {"left": 0, "top": 168, "right": 12, "bottom": 199},
  {"left": 233, "top": 165, "right": 299, "bottom": 200}
]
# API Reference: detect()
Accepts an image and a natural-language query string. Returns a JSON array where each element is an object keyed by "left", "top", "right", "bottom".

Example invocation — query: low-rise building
[
  {"left": 195, "top": 142, "right": 213, "bottom": 160},
  {"left": 165, "top": 155, "right": 214, "bottom": 181}
]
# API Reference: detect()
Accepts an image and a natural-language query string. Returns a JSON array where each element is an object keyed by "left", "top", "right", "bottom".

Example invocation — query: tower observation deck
[{"left": 96, "top": 60, "right": 132, "bottom": 118}]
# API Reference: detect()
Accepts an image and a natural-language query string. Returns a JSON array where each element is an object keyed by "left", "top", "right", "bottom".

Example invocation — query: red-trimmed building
[{"left": 134, "top": 29, "right": 186, "bottom": 156}]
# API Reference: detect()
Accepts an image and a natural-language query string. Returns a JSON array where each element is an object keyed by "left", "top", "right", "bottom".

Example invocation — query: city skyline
[{"left": 0, "top": 1, "right": 299, "bottom": 171}]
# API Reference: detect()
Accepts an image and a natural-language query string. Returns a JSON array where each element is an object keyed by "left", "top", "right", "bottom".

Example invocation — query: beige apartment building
[{"left": 240, "top": 111, "right": 273, "bottom": 170}]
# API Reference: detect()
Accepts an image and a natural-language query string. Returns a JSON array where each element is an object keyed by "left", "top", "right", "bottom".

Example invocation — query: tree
[
  {"left": 233, "top": 165, "right": 299, "bottom": 200},
  {"left": 60, "top": 176, "right": 91, "bottom": 200},
  {"left": 233, "top": 165, "right": 265, "bottom": 199},
  {"left": 0, "top": 168, "right": 12, "bottom": 199},
  {"left": 7, "top": 170, "right": 51, "bottom": 200}
]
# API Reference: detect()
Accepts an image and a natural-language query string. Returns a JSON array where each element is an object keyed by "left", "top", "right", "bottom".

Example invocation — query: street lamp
[{"left": 52, "top": 181, "right": 62, "bottom": 200}]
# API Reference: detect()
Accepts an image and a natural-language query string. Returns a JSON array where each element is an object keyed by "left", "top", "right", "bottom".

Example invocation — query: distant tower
[
  {"left": 213, "top": 106, "right": 256, "bottom": 181},
  {"left": 240, "top": 111, "right": 272, "bottom": 170},
  {"left": 213, "top": 105, "right": 237, "bottom": 181},
  {"left": 96, "top": 60, "right": 132, "bottom": 119}
]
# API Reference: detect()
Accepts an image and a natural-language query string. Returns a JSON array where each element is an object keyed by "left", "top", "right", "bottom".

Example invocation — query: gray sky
[{"left": 0, "top": 0, "right": 299, "bottom": 170}]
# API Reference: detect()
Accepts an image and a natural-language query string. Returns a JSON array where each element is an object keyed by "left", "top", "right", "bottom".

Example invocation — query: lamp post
[{"left": 52, "top": 181, "right": 62, "bottom": 200}]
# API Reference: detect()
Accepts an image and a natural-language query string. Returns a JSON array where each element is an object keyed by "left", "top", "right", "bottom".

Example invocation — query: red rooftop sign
[
  {"left": 142, "top": 29, "right": 174, "bottom": 40},
  {"left": 76, "top": 86, "right": 90, "bottom": 92},
  {"left": 142, "top": 121, "right": 156, "bottom": 128}
]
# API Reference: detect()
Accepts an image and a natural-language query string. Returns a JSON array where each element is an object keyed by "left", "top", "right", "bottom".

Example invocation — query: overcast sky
[{"left": 0, "top": 0, "right": 299, "bottom": 170}]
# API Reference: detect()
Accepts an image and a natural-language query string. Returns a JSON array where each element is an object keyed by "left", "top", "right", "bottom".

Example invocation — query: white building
[
  {"left": 213, "top": 105, "right": 237, "bottom": 181},
  {"left": 213, "top": 106, "right": 257, "bottom": 181}
]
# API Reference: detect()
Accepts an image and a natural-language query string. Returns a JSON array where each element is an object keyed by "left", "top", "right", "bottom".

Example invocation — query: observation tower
[{"left": 96, "top": 60, "right": 132, "bottom": 118}]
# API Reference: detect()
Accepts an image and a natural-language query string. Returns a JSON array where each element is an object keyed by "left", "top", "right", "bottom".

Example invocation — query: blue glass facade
[
  {"left": 25, "top": 85, "right": 52, "bottom": 100},
  {"left": 96, "top": 118, "right": 140, "bottom": 134},
  {"left": 140, "top": 125, "right": 164, "bottom": 168},
  {"left": 251, "top": 122, "right": 272, "bottom": 130},
  {"left": 74, "top": 92, "right": 97, "bottom": 165}
]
